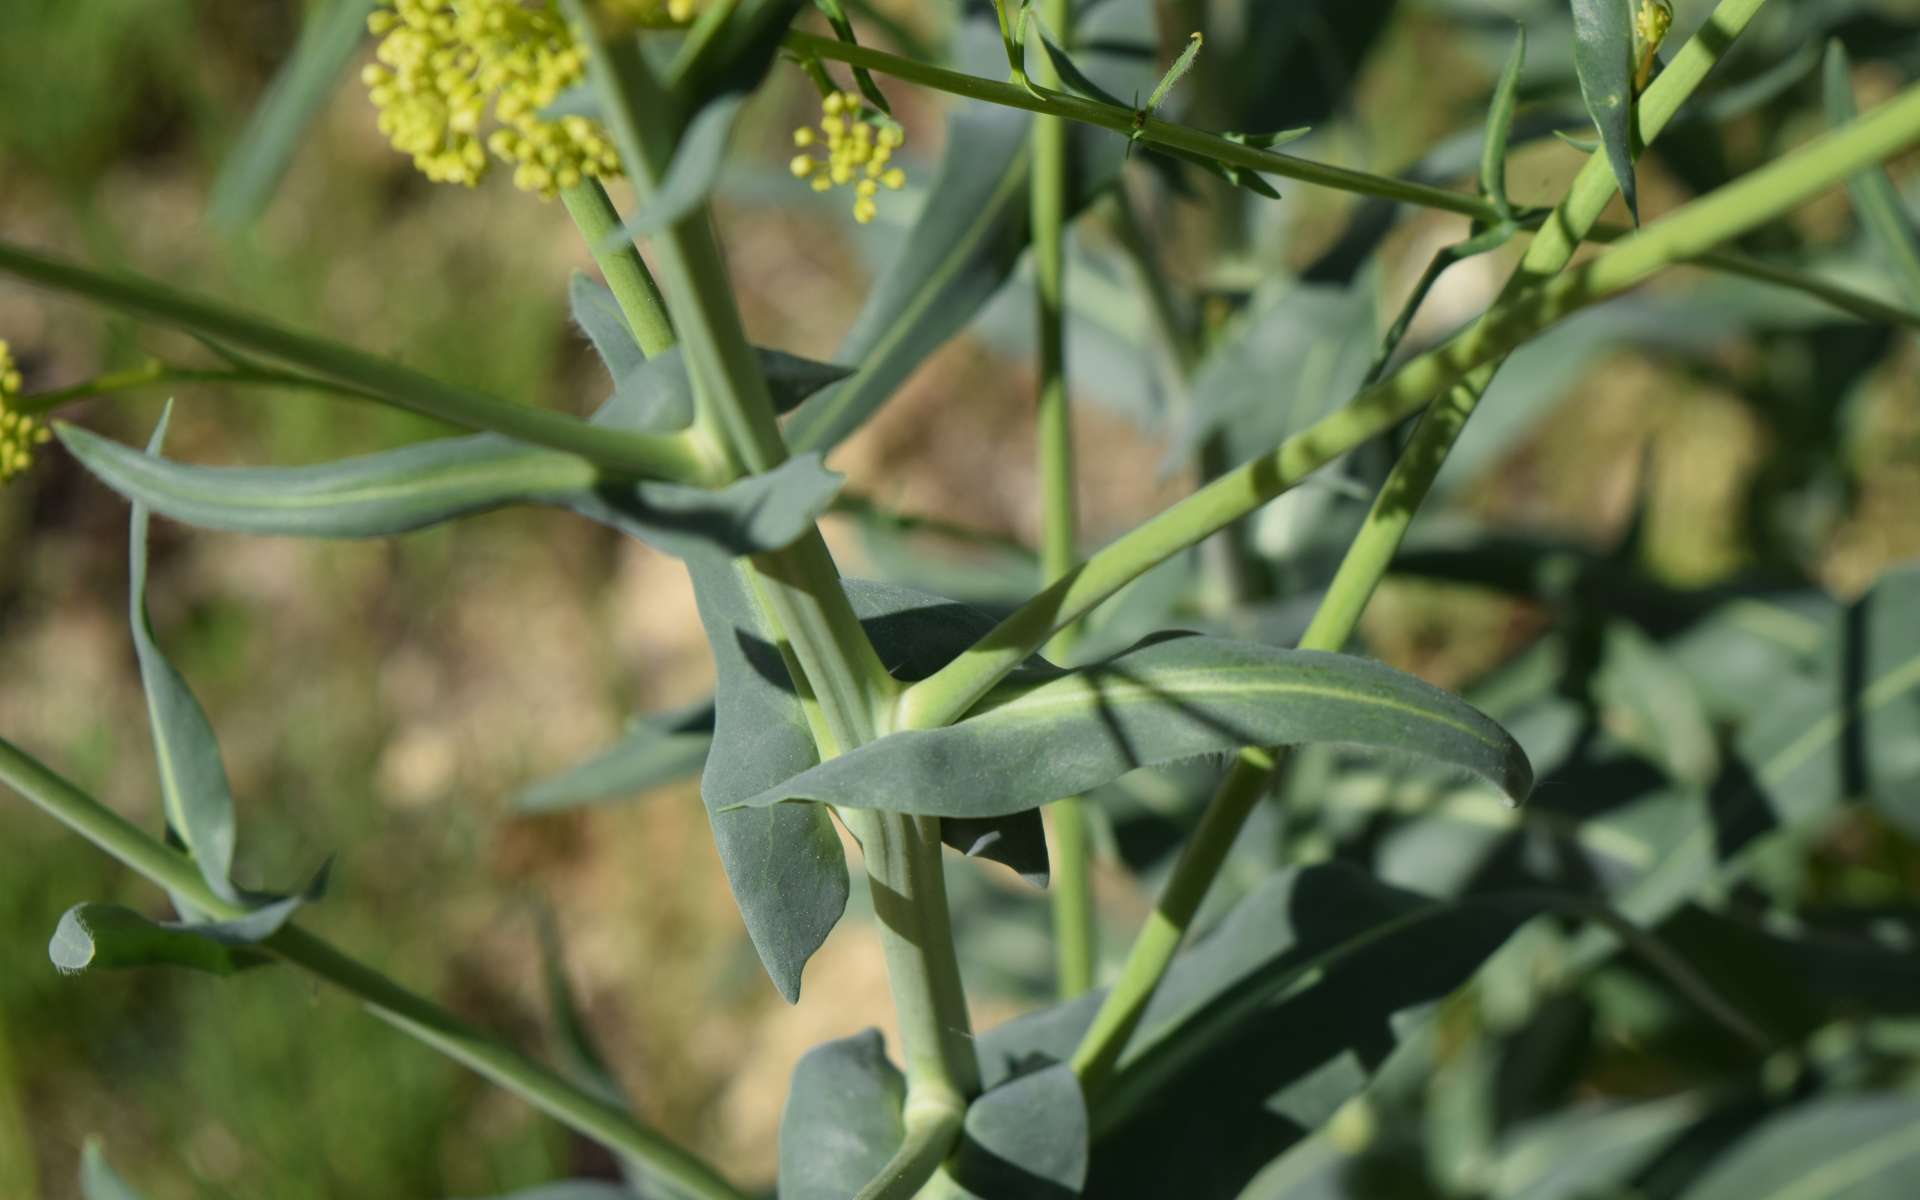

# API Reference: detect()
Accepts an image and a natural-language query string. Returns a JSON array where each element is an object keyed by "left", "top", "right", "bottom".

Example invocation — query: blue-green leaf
[
  {"left": 1676, "top": 1095, "right": 1920, "bottom": 1200},
  {"left": 207, "top": 0, "right": 375, "bottom": 230},
  {"left": 607, "top": 94, "right": 748, "bottom": 241},
  {"left": 598, "top": 345, "right": 853, "bottom": 435},
  {"left": 778, "top": 1030, "right": 907, "bottom": 1200},
  {"left": 740, "top": 636, "right": 1533, "bottom": 820},
  {"left": 81, "top": 1140, "right": 147, "bottom": 1200},
  {"left": 948, "top": 1061, "right": 1089, "bottom": 1198},
  {"left": 687, "top": 565, "right": 1054, "bottom": 998},
  {"left": 62, "top": 423, "right": 845, "bottom": 560},
  {"left": 129, "top": 408, "right": 239, "bottom": 902},
  {"left": 49, "top": 901, "right": 289, "bottom": 977},
  {"left": 688, "top": 555, "right": 851, "bottom": 1003},
  {"left": 1570, "top": 0, "right": 1640, "bottom": 222},
  {"left": 515, "top": 702, "right": 715, "bottom": 813},
  {"left": 570, "top": 273, "right": 646, "bottom": 381}
]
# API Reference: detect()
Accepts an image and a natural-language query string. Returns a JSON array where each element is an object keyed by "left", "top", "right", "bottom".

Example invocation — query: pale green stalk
[
  {"left": 562, "top": 12, "right": 978, "bottom": 1190},
  {"left": 1070, "top": 0, "right": 1775, "bottom": 1093},
  {"left": 560, "top": 178, "right": 677, "bottom": 357},
  {"left": 1030, "top": 0, "right": 1097, "bottom": 1002},
  {"left": 16, "top": 359, "right": 362, "bottom": 419},
  {"left": 0, "top": 240, "right": 712, "bottom": 483},
  {"left": 0, "top": 736, "right": 748, "bottom": 1200}
]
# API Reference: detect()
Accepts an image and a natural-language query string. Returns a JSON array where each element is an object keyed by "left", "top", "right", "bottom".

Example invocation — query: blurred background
[{"left": 1, "top": 0, "right": 1918, "bottom": 1196}]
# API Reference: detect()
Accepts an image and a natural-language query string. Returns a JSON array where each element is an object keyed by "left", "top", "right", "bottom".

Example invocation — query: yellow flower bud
[
  {"left": 790, "top": 154, "right": 816, "bottom": 178},
  {"left": 793, "top": 126, "right": 815, "bottom": 148},
  {"left": 882, "top": 167, "right": 906, "bottom": 190},
  {"left": 853, "top": 198, "right": 878, "bottom": 224},
  {"left": 810, "top": 175, "right": 832, "bottom": 193}
]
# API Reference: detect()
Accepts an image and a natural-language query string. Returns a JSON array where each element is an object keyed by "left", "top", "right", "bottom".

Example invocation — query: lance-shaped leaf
[
  {"left": 739, "top": 635, "right": 1533, "bottom": 820},
  {"left": 1675, "top": 1095, "right": 1920, "bottom": 1200},
  {"left": 778, "top": 1030, "right": 907, "bottom": 1200},
  {"left": 48, "top": 900, "right": 303, "bottom": 977},
  {"left": 1570, "top": 0, "right": 1640, "bottom": 222},
  {"left": 61, "top": 353, "right": 849, "bottom": 559},
  {"left": 129, "top": 408, "right": 240, "bottom": 902},
  {"left": 515, "top": 701, "right": 716, "bottom": 813}
]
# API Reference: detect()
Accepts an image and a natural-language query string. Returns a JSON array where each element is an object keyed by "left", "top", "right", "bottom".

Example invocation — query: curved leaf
[
  {"left": 1824, "top": 41, "right": 1920, "bottom": 307},
  {"left": 128, "top": 409, "right": 239, "bottom": 902},
  {"left": 740, "top": 635, "right": 1533, "bottom": 820},
  {"left": 62, "top": 423, "right": 845, "bottom": 560},
  {"left": 1570, "top": 0, "right": 1639, "bottom": 222},
  {"left": 599, "top": 345, "right": 853, "bottom": 435},
  {"left": 778, "top": 1030, "right": 906, "bottom": 1200},
  {"left": 1676, "top": 1095, "right": 1920, "bottom": 1200},
  {"left": 49, "top": 902, "right": 282, "bottom": 977},
  {"left": 570, "top": 273, "right": 646, "bottom": 380}
]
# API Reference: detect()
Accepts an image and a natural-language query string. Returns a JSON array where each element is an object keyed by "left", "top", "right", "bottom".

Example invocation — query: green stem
[
  {"left": 560, "top": 179, "right": 677, "bottom": 357},
  {"left": 784, "top": 30, "right": 1492, "bottom": 220},
  {"left": 0, "top": 736, "right": 747, "bottom": 1200},
  {"left": 903, "top": 3, "right": 1913, "bottom": 738},
  {"left": 16, "top": 359, "right": 363, "bottom": 418},
  {"left": 564, "top": 3, "right": 979, "bottom": 1142},
  {"left": 1066, "top": 0, "right": 1775, "bottom": 1090},
  {"left": 1030, "top": 0, "right": 1097, "bottom": 1002},
  {"left": 852, "top": 1106, "right": 964, "bottom": 1200},
  {"left": 0, "top": 240, "right": 713, "bottom": 483}
]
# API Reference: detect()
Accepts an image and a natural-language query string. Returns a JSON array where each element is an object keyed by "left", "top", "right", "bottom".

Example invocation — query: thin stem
[
  {"left": 1030, "top": 0, "right": 1097, "bottom": 1002},
  {"left": 0, "top": 240, "right": 713, "bottom": 484},
  {"left": 1065, "top": 0, "right": 1775, "bottom": 1089},
  {"left": 560, "top": 178, "right": 677, "bottom": 357},
  {"left": 784, "top": 30, "right": 1492, "bottom": 220},
  {"left": 0, "top": 736, "right": 748, "bottom": 1200},
  {"left": 16, "top": 359, "right": 365, "bottom": 418}
]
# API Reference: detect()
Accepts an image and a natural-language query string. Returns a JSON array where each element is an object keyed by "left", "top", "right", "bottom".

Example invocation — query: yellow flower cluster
[
  {"left": 0, "top": 341, "right": 49, "bottom": 485},
  {"left": 788, "top": 90, "right": 906, "bottom": 224},
  {"left": 362, "top": 0, "right": 637, "bottom": 195}
]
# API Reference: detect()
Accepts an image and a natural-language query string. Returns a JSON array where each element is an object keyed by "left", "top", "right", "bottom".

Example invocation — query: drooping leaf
[
  {"left": 62, "top": 420, "right": 845, "bottom": 561},
  {"left": 947, "top": 1060, "right": 1089, "bottom": 1199},
  {"left": 128, "top": 408, "right": 239, "bottom": 903},
  {"left": 49, "top": 902, "right": 285, "bottom": 977},
  {"left": 1823, "top": 41, "right": 1920, "bottom": 308},
  {"left": 686, "top": 554, "right": 851, "bottom": 1003},
  {"left": 777, "top": 1030, "right": 907, "bottom": 1200},
  {"left": 80, "top": 1140, "right": 147, "bottom": 1200},
  {"left": 515, "top": 702, "right": 715, "bottom": 813},
  {"left": 1674, "top": 1095, "right": 1920, "bottom": 1200},
  {"left": 207, "top": 0, "right": 375, "bottom": 230},
  {"left": 740, "top": 635, "right": 1533, "bottom": 820},
  {"left": 1591, "top": 621, "right": 1718, "bottom": 787},
  {"left": 1570, "top": 0, "right": 1640, "bottom": 222}
]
